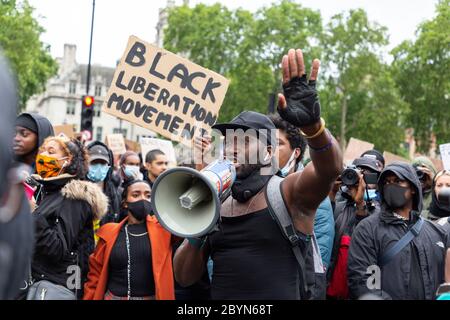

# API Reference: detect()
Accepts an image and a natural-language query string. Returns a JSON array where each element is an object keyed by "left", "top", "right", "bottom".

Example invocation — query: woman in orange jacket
[{"left": 84, "top": 179, "right": 176, "bottom": 300}]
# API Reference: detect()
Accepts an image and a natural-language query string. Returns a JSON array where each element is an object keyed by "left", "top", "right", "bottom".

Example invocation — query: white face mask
[
  {"left": 279, "top": 151, "right": 297, "bottom": 178},
  {"left": 124, "top": 165, "right": 143, "bottom": 180}
]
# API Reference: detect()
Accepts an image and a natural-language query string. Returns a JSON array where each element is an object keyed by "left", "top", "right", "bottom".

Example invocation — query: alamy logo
[
  {"left": 66, "top": 265, "right": 81, "bottom": 290},
  {"left": 366, "top": 265, "right": 381, "bottom": 290}
]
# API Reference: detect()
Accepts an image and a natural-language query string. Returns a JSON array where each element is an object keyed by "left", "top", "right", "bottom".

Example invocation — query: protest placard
[
  {"left": 344, "top": 138, "right": 374, "bottom": 165},
  {"left": 102, "top": 35, "right": 230, "bottom": 146},
  {"left": 125, "top": 139, "right": 141, "bottom": 153},
  {"left": 383, "top": 151, "right": 410, "bottom": 165},
  {"left": 430, "top": 158, "right": 444, "bottom": 172},
  {"left": 105, "top": 134, "right": 127, "bottom": 157},
  {"left": 439, "top": 143, "right": 450, "bottom": 171},
  {"left": 53, "top": 124, "right": 75, "bottom": 139},
  {"left": 140, "top": 137, "right": 177, "bottom": 166}
]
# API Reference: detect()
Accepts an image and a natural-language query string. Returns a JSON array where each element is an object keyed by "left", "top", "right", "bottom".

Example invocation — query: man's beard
[{"left": 236, "top": 163, "right": 263, "bottom": 180}]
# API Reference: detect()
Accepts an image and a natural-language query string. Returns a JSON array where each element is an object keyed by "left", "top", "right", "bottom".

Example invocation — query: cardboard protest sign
[
  {"left": 344, "top": 138, "right": 374, "bottom": 165},
  {"left": 53, "top": 125, "right": 75, "bottom": 139},
  {"left": 140, "top": 137, "right": 177, "bottom": 166},
  {"left": 125, "top": 139, "right": 141, "bottom": 153},
  {"left": 105, "top": 134, "right": 127, "bottom": 157},
  {"left": 439, "top": 143, "right": 450, "bottom": 171},
  {"left": 383, "top": 151, "right": 410, "bottom": 165},
  {"left": 430, "top": 158, "right": 444, "bottom": 172},
  {"left": 102, "top": 35, "right": 230, "bottom": 146}
]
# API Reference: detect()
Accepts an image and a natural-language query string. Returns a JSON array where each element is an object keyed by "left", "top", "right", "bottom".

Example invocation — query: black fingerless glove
[{"left": 278, "top": 75, "right": 321, "bottom": 127}]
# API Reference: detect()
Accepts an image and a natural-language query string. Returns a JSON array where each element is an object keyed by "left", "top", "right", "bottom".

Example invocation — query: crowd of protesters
[{"left": 1, "top": 47, "right": 450, "bottom": 301}]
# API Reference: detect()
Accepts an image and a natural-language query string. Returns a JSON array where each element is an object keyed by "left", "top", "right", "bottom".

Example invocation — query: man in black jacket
[{"left": 348, "top": 162, "right": 447, "bottom": 300}]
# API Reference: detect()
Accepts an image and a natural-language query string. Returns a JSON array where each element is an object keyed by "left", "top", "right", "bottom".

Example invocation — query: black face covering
[
  {"left": 231, "top": 168, "right": 272, "bottom": 203},
  {"left": 429, "top": 187, "right": 450, "bottom": 218},
  {"left": 383, "top": 184, "right": 409, "bottom": 209},
  {"left": 127, "top": 200, "right": 152, "bottom": 221}
]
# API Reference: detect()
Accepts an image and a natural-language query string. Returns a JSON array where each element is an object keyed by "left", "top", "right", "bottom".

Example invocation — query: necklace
[
  {"left": 231, "top": 188, "right": 265, "bottom": 216},
  {"left": 127, "top": 231, "right": 148, "bottom": 237},
  {"left": 125, "top": 224, "right": 132, "bottom": 300}
]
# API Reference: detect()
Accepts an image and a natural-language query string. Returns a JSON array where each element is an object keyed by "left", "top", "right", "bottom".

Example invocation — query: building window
[
  {"left": 94, "top": 105, "right": 101, "bottom": 117},
  {"left": 96, "top": 126, "right": 103, "bottom": 141},
  {"left": 95, "top": 85, "right": 102, "bottom": 97},
  {"left": 113, "top": 128, "right": 127, "bottom": 138},
  {"left": 66, "top": 100, "right": 76, "bottom": 115},
  {"left": 69, "top": 81, "right": 77, "bottom": 94}
]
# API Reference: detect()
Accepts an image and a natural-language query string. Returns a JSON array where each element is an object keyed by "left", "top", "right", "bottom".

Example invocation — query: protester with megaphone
[
  {"left": 172, "top": 48, "right": 343, "bottom": 300},
  {"left": 84, "top": 179, "right": 178, "bottom": 300}
]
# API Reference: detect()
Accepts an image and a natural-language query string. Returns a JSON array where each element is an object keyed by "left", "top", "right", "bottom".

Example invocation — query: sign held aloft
[
  {"left": 383, "top": 151, "right": 410, "bottom": 165},
  {"left": 439, "top": 143, "right": 450, "bottom": 171},
  {"left": 344, "top": 138, "right": 374, "bottom": 165},
  {"left": 105, "top": 134, "right": 127, "bottom": 157},
  {"left": 140, "top": 137, "right": 177, "bottom": 167},
  {"left": 102, "top": 35, "right": 230, "bottom": 146},
  {"left": 53, "top": 124, "right": 75, "bottom": 139}
]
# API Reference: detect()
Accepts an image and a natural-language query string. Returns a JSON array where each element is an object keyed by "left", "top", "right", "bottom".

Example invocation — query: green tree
[
  {"left": 0, "top": 0, "right": 58, "bottom": 109},
  {"left": 321, "top": 9, "right": 408, "bottom": 152},
  {"left": 164, "top": 0, "right": 323, "bottom": 122},
  {"left": 391, "top": 0, "right": 450, "bottom": 153}
]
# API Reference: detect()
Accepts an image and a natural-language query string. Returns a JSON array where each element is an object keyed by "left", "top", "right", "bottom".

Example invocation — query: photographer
[
  {"left": 327, "top": 156, "right": 382, "bottom": 299},
  {"left": 412, "top": 156, "right": 437, "bottom": 220}
]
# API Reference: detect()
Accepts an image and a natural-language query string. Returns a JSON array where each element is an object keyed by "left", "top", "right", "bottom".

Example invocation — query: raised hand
[{"left": 278, "top": 49, "right": 321, "bottom": 129}]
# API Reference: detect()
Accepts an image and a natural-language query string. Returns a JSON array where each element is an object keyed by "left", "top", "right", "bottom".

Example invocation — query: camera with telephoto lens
[
  {"left": 341, "top": 165, "right": 361, "bottom": 186},
  {"left": 412, "top": 164, "right": 425, "bottom": 180},
  {"left": 341, "top": 165, "right": 378, "bottom": 186}
]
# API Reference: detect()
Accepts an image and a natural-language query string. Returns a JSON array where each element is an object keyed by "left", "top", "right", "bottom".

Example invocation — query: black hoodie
[
  {"left": 86, "top": 141, "right": 121, "bottom": 224},
  {"left": 16, "top": 112, "right": 54, "bottom": 171},
  {"left": 348, "top": 162, "right": 447, "bottom": 300}
]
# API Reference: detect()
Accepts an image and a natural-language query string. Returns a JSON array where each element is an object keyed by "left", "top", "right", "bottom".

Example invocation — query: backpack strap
[
  {"left": 265, "top": 175, "right": 309, "bottom": 297},
  {"left": 379, "top": 217, "right": 424, "bottom": 267}
]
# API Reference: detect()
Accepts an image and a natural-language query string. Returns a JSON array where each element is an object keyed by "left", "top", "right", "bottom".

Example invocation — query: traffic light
[{"left": 80, "top": 95, "right": 94, "bottom": 137}]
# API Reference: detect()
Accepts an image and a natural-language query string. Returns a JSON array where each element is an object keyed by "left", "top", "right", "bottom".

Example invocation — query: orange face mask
[{"left": 36, "top": 154, "right": 67, "bottom": 179}]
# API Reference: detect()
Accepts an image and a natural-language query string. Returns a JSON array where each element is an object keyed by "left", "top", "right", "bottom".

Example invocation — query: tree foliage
[
  {"left": 321, "top": 9, "right": 409, "bottom": 153},
  {"left": 391, "top": 0, "right": 450, "bottom": 153},
  {"left": 164, "top": 0, "right": 447, "bottom": 155},
  {"left": 164, "top": 0, "right": 322, "bottom": 122},
  {"left": 0, "top": 0, "right": 58, "bottom": 109}
]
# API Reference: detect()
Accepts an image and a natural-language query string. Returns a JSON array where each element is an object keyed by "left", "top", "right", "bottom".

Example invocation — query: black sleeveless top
[
  {"left": 209, "top": 208, "right": 300, "bottom": 299},
  {"left": 108, "top": 223, "right": 155, "bottom": 297}
]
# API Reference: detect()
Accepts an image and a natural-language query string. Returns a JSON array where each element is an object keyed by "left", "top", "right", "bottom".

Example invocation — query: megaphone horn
[{"left": 151, "top": 160, "right": 236, "bottom": 238}]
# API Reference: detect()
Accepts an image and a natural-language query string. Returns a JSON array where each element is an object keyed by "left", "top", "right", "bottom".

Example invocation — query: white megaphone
[{"left": 151, "top": 159, "right": 236, "bottom": 238}]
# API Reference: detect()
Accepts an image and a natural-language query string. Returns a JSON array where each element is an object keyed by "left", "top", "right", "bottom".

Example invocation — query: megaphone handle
[{"left": 187, "top": 236, "right": 207, "bottom": 249}]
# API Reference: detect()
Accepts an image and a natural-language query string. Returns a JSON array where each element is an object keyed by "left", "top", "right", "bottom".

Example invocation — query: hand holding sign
[{"left": 102, "top": 36, "right": 230, "bottom": 146}]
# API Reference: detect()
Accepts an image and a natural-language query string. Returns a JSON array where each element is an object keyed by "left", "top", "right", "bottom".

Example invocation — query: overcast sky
[{"left": 28, "top": 0, "right": 439, "bottom": 68}]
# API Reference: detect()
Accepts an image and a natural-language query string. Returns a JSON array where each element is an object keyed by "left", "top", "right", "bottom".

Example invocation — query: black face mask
[
  {"left": 429, "top": 187, "right": 450, "bottom": 218},
  {"left": 383, "top": 184, "right": 409, "bottom": 209},
  {"left": 127, "top": 200, "right": 152, "bottom": 221},
  {"left": 231, "top": 169, "right": 271, "bottom": 203}
]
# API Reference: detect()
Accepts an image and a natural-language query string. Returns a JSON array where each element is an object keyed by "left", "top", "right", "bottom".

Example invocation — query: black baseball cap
[
  {"left": 212, "top": 111, "right": 276, "bottom": 146},
  {"left": 360, "top": 149, "right": 385, "bottom": 168},
  {"left": 352, "top": 157, "right": 383, "bottom": 173},
  {"left": 88, "top": 145, "right": 110, "bottom": 164}
]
